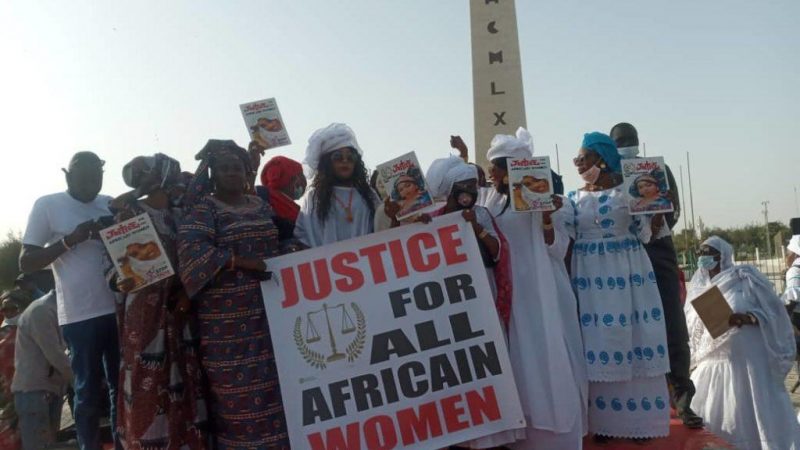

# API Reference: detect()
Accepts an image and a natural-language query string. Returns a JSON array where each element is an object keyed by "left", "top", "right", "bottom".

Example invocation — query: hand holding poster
[
  {"left": 508, "top": 156, "right": 554, "bottom": 212},
  {"left": 260, "top": 213, "right": 524, "bottom": 449},
  {"left": 377, "top": 152, "right": 434, "bottom": 220},
  {"left": 100, "top": 213, "right": 174, "bottom": 291},
  {"left": 621, "top": 157, "right": 674, "bottom": 215},
  {"left": 240, "top": 98, "right": 291, "bottom": 150}
]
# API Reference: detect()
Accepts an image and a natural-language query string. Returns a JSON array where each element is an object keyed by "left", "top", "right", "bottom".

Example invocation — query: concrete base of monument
[{"left": 582, "top": 411, "right": 733, "bottom": 450}]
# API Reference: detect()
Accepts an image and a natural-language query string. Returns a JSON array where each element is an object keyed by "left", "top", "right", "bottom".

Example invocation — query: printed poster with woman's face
[
  {"left": 508, "top": 156, "right": 554, "bottom": 212},
  {"left": 621, "top": 156, "right": 674, "bottom": 215},
  {"left": 240, "top": 98, "right": 291, "bottom": 150},
  {"left": 100, "top": 213, "right": 175, "bottom": 292},
  {"left": 377, "top": 151, "right": 434, "bottom": 220}
]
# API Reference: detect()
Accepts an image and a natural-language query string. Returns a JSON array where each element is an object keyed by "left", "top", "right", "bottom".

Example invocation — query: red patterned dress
[
  {"left": 177, "top": 195, "right": 289, "bottom": 450},
  {"left": 0, "top": 318, "right": 21, "bottom": 450},
  {"left": 112, "top": 202, "right": 207, "bottom": 449}
]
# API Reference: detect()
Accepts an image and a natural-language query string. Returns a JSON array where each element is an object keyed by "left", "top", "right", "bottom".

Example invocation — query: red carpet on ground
[{"left": 583, "top": 412, "right": 733, "bottom": 449}]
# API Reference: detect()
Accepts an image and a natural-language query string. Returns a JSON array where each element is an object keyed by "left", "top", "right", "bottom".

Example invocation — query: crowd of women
[{"left": 11, "top": 121, "right": 800, "bottom": 450}]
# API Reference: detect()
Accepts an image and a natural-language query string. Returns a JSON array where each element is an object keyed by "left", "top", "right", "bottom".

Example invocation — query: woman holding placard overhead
[
  {"left": 178, "top": 140, "right": 295, "bottom": 449},
  {"left": 569, "top": 132, "right": 670, "bottom": 442},
  {"left": 686, "top": 236, "right": 800, "bottom": 450},
  {"left": 477, "top": 128, "right": 585, "bottom": 449}
]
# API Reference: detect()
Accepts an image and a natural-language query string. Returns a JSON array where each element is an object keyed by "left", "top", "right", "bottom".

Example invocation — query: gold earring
[{"left": 600, "top": 162, "right": 606, "bottom": 169}]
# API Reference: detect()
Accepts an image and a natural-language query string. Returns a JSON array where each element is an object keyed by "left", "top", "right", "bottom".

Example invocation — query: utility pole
[
  {"left": 642, "top": 142, "right": 647, "bottom": 157},
  {"left": 762, "top": 201, "right": 771, "bottom": 257},
  {"left": 795, "top": 186, "right": 799, "bottom": 215},
  {"left": 686, "top": 152, "right": 697, "bottom": 240},
  {"left": 554, "top": 143, "right": 561, "bottom": 173},
  {"left": 679, "top": 165, "right": 690, "bottom": 253}
]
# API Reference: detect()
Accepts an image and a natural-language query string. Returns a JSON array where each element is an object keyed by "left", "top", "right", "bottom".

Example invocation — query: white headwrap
[
  {"left": 787, "top": 235, "right": 800, "bottom": 256},
  {"left": 425, "top": 156, "right": 478, "bottom": 199},
  {"left": 688, "top": 235, "right": 735, "bottom": 298},
  {"left": 485, "top": 127, "right": 534, "bottom": 161},
  {"left": 686, "top": 235, "right": 796, "bottom": 378},
  {"left": 304, "top": 123, "right": 362, "bottom": 173}
]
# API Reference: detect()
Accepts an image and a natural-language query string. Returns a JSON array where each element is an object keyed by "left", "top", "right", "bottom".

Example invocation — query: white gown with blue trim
[{"left": 570, "top": 187, "right": 670, "bottom": 438}]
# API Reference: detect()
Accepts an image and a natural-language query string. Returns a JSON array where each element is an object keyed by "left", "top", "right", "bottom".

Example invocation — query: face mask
[
  {"left": 697, "top": 255, "right": 719, "bottom": 270},
  {"left": 521, "top": 186, "right": 541, "bottom": 204},
  {"left": 453, "top": 190, "right": 476, "bottom": 209},
  {"left": 580, "top": 165, "right": 601, "bottom": 185},
  {"left": 618, "top": 145, "right": 639, "bottom": 159},
  {"left": 292, "top": 185, "right": 306, "bottom": 200}
]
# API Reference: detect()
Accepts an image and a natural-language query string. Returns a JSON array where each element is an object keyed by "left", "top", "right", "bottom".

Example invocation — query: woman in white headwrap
[
  {"left": 295, "top": 123, "right": 380, "bottom": 247},
  {"left": 477, "top": 128, "right": 585, "bottom": 449},
  {"left": 687, "top": 236, "right": 800, "bottom": 449},
  {"left": 783, "top": 229, "right": 800, "bottom": 305}
]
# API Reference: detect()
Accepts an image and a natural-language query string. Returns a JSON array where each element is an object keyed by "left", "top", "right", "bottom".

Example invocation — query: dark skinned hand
[
  {"left": 248, "top": 141, "right": 267, "bottom": 170},
  {"left": 542, "top": 195, "right": 563, "bottom": 223},
  {"left": 384, "top": 198, "right": 401, "bottom": 221},
  {"left": 415, "top": 214, "right": 432, "bottom": 224},
  {"left": 65, "top": 220, "right": 100, "bottom": 247},
  {"left": 729, "top": 313, "right": 755, "bottom": 328},
  {"left": 450, "top": 135, "right": 468, "bottom": 160}
]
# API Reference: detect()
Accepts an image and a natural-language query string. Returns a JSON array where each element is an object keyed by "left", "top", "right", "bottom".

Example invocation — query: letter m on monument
[{"left": 470, "top": 0, "right": 527, "bottom": 167}]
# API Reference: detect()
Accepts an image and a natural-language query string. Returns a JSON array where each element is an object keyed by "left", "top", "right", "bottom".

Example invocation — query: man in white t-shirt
[{"left": 19, "top": 151, "right": 118, "bottom": 450}]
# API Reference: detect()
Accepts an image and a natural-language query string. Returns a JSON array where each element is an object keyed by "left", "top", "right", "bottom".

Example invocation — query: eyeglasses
[{"left": 331, "top": 151, "right": 356, "bottom": 163}]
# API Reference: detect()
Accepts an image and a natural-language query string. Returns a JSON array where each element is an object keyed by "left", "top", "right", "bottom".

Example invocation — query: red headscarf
[{"left": 260, "top": 156, "right": 303, "bottom": 222}]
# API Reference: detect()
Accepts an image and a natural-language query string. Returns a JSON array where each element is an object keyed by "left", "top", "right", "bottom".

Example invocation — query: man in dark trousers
[{"left": 611, "top": 122, "right": 703, "bottom": 428}]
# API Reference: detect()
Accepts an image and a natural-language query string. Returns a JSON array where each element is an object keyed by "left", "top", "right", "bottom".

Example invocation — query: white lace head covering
[
  {"left": 485, "top": 127, "right": 534, "bottom": 162},
  {"left": 787, "top": 235, "right": 800, "bottom": 256},
  {"left": 304, "top": 123, "right": 362, "bottom": 175},
  {"left": 425, "top": 156, "right": 478, "bottom": 199}
]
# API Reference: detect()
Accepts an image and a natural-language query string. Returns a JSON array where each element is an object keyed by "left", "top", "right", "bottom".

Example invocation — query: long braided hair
[
  {"left": 311, "top": 148, "right": 375, "bottom": 222},
  {"left": 492, "top": 157, "right": 513, "bottom": 216}
]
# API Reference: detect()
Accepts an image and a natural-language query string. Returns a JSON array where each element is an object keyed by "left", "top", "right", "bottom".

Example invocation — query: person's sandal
[{"left": 679, "top": 408, "right": 704, "bottom": 429}]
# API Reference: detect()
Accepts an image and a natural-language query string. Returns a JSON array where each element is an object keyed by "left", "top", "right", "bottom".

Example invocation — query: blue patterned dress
[
  {"left": 178, "top": 195, "right": 289, "bottom": 450},
  {"left": 570, "top": 187, "right": 670, "bottom": 439}
]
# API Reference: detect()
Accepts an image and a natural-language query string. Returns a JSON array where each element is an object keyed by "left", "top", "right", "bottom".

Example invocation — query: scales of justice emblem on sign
[{"left": 294, "top": 302, "right": 367, "bottom": 370}]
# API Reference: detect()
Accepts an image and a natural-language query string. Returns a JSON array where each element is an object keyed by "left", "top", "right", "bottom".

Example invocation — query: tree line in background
[
  {"left": 673, "top": 220, "right": 791, "bottom": 263},
  {"left": 0, "top": 220, "right": 792, "bottom": 291}
]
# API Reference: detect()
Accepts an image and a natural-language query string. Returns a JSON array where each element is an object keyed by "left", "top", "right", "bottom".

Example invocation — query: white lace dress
[{"left": 570, "top": 187, "right": 670, "bottom": 438}]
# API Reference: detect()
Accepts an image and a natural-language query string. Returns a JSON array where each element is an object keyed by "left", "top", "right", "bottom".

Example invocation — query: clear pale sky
[{"left": 1, "top": 0, "right": 798, "bottom": 237}]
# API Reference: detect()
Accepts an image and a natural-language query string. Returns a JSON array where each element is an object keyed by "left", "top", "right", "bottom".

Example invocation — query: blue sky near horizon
[{"left": 0, "top": 0, "right": 797, "bottom": 238}]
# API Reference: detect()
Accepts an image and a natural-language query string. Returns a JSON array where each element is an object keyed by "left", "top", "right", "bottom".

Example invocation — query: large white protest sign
[{"left": 261, "top": 213, "right": 524, "bottom": 449}]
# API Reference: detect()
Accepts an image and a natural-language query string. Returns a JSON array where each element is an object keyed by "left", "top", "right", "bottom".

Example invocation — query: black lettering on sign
[
  {"left": 472, "top": 341, "right": 503, "bottom": 378},
  {"left": 490, "top": 81, "right": 505, "bottom": 95},
  {"left": 413, "top": 281, "right": 445, "bottom": 311},
  {"left": 487, "top": 21, "right": 499, "bottom": 34},
  {"left": 450, "top": 312, "right": 486, "bottom": 342},
  {"left": 398, "top": 361, "right": 429, "bottom": 398},
  {"left": 329, "top": 380, "right": 351, "bottom": 419},
  {"left": 489, "top": 50, "right": 503, "bottom": 64},
  {"left": 370, "top": 329, "right": 417, "bottom": 364},
  {"left": 380, "top": 367, "right": 400, "bottom": 403},
  {"left": 415, "top": 320, "right": 452, "bottom": 351},
  {"left": 351, "top": 373, "right": 383, "bottom": 412},
  {"left": 493, "top": 112, "right": 507, "bottom": 126},
  {"left": 302, "top": 387, "right": 332, "bottom": 426},
  {"left": 444, "top": 274, "right": 476, "bottom": 303},
  {"left": 430, "top": 353, "right": 461, "bottom": 392},
  {"left": 485, "top": 0, "right": 499, "bottom": 4},
  {"left": 389, "top": 287, "right": 413, "bottom": 318}
]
